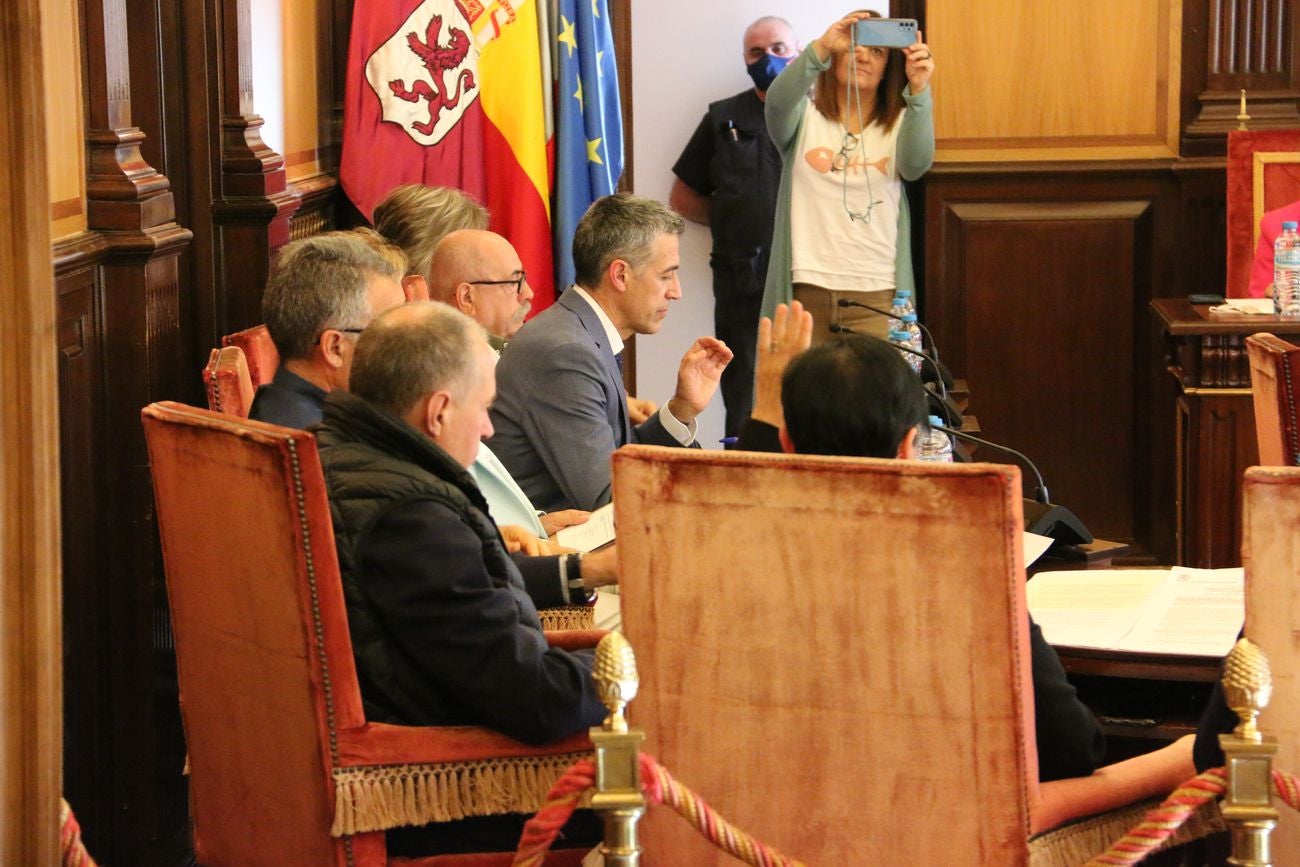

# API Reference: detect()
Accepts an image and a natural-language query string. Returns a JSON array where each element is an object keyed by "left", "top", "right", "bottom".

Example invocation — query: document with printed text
[
  {"left": 1026, "top": 567, "right": 1244, "bottom": 657},
  {"left": 554, "top": 502, "right": 615, "bottom": 553}
]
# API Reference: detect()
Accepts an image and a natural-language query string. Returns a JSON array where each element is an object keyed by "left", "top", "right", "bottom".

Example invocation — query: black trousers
[
  {"left": 386, "top": 809, "right": 602, "bottom": 856},
  {"left": 715, "top": 290, "right": 763, "bottom": 440}
]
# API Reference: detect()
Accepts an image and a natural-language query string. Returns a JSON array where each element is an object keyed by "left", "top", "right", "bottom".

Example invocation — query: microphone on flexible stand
[
  {"left": 827, "top": 324, "right": 962, "bottom": 428},
  {"left": 837, "top": 300, "right": 951, "bottom": 392},
  {"left": 931, "top": 423, "right": 1094, "bottom": 545}
]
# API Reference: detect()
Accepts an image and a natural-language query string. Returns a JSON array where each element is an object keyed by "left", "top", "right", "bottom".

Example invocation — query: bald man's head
[{"left": 426, "top": 229, "right": 535, "bottom": 340}]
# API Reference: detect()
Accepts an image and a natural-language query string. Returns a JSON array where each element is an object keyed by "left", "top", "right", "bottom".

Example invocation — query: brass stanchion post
[
  {"left": 591, "top": 632, "right": 646, "bottom": 866},
  {"left": 1220, "top": 637, "right": 1279, "bottom": 867}
]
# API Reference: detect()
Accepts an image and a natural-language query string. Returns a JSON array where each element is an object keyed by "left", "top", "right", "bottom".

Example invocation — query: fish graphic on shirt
[{"left": 804, "top": 146, "right": 889, "bottom": 176}]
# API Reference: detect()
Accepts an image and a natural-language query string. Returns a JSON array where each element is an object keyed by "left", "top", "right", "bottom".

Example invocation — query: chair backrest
[
  {"left": 1241, "top": 466, "right": 1300, "bottom": 853},
  {"left": 611, "top": 446, "right": 1036, "bottom": 865},
  {"left": 202, "top": 345, "right": 255, "bottom": 418},
  {"left": 143, "top": 401, "right": 362, "bottom": 866},
  {"left": 1226, "top": 130, "right": 1300, "bottom": 297},
  {"left": 222, "top": 323, "right": 281, "bottom": 387},
  {"left": 1246, "top": 332, "right": 1300, "bottom": 466}
]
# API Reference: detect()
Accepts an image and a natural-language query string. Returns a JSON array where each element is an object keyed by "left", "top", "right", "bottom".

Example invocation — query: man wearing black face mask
[{"left": 670, "top": 16, "right": 798, "bottom": 442}]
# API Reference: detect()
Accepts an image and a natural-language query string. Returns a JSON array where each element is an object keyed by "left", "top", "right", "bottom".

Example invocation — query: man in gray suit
[{"left": 490, "top": 194, "right": 733, "bottom": 512}]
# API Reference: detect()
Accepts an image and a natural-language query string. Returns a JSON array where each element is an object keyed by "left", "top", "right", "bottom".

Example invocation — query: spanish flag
[{"left": 341, "top": 0, "right": 557, "bottom": 308}]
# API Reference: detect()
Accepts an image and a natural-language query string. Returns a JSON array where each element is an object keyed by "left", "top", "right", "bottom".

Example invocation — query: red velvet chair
[
  {"left": 142, "top": 401, "right": 594, "bottom": 866},
  {"left": 1246, "top": 332, "right": 1300, "bottom": 465},
  {"left": 1241, "top": 466, "right": 1300, "bottom": 853},
  {"left": 611, "top": 445, "right": 1216, "bottom": 865},
  {"left": 1226, "top": 130, "right": 1300, "bottom": 297},
  {"left": 202, "top": 345, "right": 255, "bottom": 418},
  {"left": 222, "top": 323, "right": 280, "bottom": 387}
]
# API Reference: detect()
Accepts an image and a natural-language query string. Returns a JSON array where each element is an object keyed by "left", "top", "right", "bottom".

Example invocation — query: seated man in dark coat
[
  {"left": 315, "top": 303, "right": 607, "bottom": 854},
  {"left": 742, "top": 302, "right": 1107, "bottom": 782},
  {"left": 249, "top": 229, "right": 407, "bottom": 427}
]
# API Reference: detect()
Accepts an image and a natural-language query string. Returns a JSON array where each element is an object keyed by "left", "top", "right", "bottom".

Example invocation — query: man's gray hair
[
  {"left": 349, "top": 303, "right": 487, "bottom": 417},
  {"left": 373, "top": 184, "right": 491, "bottom": 282},
  {"left": 572, "top": 193, "right": 685, "bottom": 288},
  {"left": 262, "top": 232, "right": 402, "bottom": 360}
]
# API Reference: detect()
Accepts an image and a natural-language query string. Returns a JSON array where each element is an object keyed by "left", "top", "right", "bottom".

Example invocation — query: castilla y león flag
[{"left": 341, "top": 0, "right": 556, "bottom": 307}]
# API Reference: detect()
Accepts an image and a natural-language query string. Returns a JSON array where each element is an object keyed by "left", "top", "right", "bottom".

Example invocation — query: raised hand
[
  {"left": 903, "top": 30, "right": 935, "bottom": 93},
  {"left": 752, "top": 301, "right": 813, "bottom": 428},
  {"left": 667, "top": 336, "right": 733, "bottom": 424},
  {"left": 813, "top": 11, "right": 873, "bottom": 61}
]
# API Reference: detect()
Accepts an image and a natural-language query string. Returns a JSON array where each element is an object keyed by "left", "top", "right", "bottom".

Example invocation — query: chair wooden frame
[{"left": 1246, "top": 332, "right": 1300, "bottom": 466}]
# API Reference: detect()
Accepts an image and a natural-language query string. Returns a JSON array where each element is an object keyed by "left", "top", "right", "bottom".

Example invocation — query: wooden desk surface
[{"left": 1151, "top": 297, "right": 1300, "bottom": 336}]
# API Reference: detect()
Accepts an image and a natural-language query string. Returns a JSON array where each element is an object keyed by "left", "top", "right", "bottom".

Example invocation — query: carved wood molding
[
  {"left": 1183, "top": 0, "right": 1300, "bottom": 155},
  {"left": 0, "top": 0, "right": 63, "bottom": 862}
]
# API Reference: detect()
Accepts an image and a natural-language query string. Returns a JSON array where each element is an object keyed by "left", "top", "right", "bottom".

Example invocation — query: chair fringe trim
[
  {"left": 1027, "top": 798, "right": 1224, "bottom": 867},
  {"left": 331, "top": 752, "right": 594, "bottom": 836},
  {"left": 538, "top": 606, "right": 595, "bottom": 631}
]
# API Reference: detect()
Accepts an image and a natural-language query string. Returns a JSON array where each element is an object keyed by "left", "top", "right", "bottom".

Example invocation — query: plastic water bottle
[
  {"left": 918, "top": 415, "right": 953, "bottom": 463},
  {"left": 894, "top": 288, "right": 916, "bottom": 318},
  {"left": 890, "top": 329, "right": 922, "bottom": 374},
  {"left": 888, "top": 292, "right": 911, "bottom": 332},
  {"left": 900, "top": 312, "right": 925, "bottom": 361},
  {"left": 1275, "top": 221, "right": 1300, "bottom": 317}
]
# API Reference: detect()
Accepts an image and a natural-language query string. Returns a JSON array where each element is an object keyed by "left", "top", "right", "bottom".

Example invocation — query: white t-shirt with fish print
[{"left": 789, "top": 102, "right": 904, "bottom": 294}]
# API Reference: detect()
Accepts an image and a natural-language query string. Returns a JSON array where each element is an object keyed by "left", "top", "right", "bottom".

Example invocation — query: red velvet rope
[
  {"left": 511, "top": 753, "right": 805, "bottom": 867},
  {"left": 60, "top": 799, "right": 99, "bottom": 867},
  {"left": 512, "top": 763, "right": 1300, "bottom": 867}
]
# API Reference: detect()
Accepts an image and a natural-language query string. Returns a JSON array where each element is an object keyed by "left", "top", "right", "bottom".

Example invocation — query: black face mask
[{"left": 746, "top": 53, "right": 791, "bottom": 92}]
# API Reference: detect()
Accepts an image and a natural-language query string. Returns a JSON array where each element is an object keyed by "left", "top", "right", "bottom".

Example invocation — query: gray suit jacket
[{"left": 489, "top": 287, "right": 690, "bottom": 511}]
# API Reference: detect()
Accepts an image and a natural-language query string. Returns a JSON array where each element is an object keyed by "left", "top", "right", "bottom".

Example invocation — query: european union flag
[{"left": 553, "top": 0, "right": 624, "bottom": 290}]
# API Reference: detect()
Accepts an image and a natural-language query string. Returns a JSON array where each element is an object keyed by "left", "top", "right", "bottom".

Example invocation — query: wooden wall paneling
[
  {"left": 1183, "top": 0, "right": 1300, "bottom": 155},
  {"left": 78, "top": 0, "right": 193, "bottom": 861},
  {"left": 925, "top": 168, "right": 1184, "bottom": 553},
  {"left": 0, "top": 0, "right": 63, "bottom": 862},
  {"left": 52, "top": 235, "right": 110, "bottom": 857}
]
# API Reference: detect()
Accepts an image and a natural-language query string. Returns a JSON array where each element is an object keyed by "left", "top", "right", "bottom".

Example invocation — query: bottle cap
[
  {"left": 928, "top": 415, "right": 943, "bottom": 427},
  {"left": 889, "top": 330, "right": 910, "bottom": 341},
  {"left": 1285, "top": 221, "right": 1299, "bottom": 230},
  {"left": 896, "top": 289, "right": 913, "bottom": 297},
  {"left": 901, "top": 313, "right": 918, "bottom": 322}
]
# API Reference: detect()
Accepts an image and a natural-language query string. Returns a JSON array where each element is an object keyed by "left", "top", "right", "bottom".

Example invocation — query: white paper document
[
  {"left": 1210, "top": 298, "right": 1275, "bottom": 315},
  {"left": 553, "top": 502, "right": 615, "bottom": 553},
  {"left": 1023, "top": 531, "right": 1054, "bottom": 568},
  {"left": 1027, "top": 567, "right": 1244, "bottom": 657}
]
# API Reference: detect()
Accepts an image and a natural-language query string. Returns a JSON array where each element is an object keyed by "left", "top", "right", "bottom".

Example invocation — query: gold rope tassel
[
  {"left": 538, "top": 606, "right": 595, "bottom": 631},
  {"left": 331, "top": 752, "right": 594, "bottom": 836},
  {"left": 1026, "top": 797, "right": 1225, "bottom": 867}
]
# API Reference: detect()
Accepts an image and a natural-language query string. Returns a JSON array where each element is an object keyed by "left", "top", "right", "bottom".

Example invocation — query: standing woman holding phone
[{"left": 761, "top": 10, "right": 935, "bottom": 343}]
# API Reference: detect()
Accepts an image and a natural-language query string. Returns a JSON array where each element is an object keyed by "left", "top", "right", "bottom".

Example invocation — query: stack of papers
[{"left": 1027, "top": 567, "right": 1244, "bottom": 657}]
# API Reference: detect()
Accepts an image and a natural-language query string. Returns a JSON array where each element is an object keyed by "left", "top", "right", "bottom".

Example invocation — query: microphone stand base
[{"left": 1022, "top": 500, "right": 1094, "bottom": 545}]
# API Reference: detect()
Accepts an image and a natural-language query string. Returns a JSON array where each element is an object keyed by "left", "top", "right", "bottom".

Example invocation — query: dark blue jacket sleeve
[{"left": 361, "top": 500, "right": 605, "bottom": 744}]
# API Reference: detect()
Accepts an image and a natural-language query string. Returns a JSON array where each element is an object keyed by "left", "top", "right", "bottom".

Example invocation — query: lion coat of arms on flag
[{"left": 365, "top": 1, "right": 480, "bottom": 146}]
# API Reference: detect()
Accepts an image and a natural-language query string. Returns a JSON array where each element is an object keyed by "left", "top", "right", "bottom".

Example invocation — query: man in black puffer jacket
[{"left": 315, "top": 302, "right": 606, "bottom": 855}]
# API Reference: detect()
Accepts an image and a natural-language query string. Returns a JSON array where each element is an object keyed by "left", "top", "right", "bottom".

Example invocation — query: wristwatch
[{"left": 565, "top": 552, "right": 596, "bottom": 605}]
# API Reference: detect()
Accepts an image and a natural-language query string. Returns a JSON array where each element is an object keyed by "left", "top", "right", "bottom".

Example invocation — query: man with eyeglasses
[
  {"left": 249, "top": 231, "right": 407, "bottom": 428},
  {"left": 426, "top": 229, "right": 534, "bottom": 353}
]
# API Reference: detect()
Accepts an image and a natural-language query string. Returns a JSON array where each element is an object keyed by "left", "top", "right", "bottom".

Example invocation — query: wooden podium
[{"left": 1152, "top": 298, "right": 1300, "bottom": 567}]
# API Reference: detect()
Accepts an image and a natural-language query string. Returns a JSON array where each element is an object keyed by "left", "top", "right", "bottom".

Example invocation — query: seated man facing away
[
  {"left": 745, "top": 303, "right": 1107, "bottom": 782},
  {"left": 425, "top": 229, "right": 588, "bottom": 538},
  {"left": 315, "top": 303, "right": 606, "bottom": 854},
  {"left": 372, "top": 183, "right": 489, "bottom": 302},
  {"left": 248, "top": 230, "right": 406, "bottom": 428},
  {"left": 490, "top": 194, "right": 734, "bottom": 512}
]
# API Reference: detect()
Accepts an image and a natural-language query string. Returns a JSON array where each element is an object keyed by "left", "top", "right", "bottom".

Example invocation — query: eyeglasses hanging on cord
[{"left": 835, "top": 44, "right": 883, "bottom": 224}]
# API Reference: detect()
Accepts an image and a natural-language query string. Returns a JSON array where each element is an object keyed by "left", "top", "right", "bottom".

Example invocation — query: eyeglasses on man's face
[{"left": 468, "top": 270, "right": 527, "bottom": 297}]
